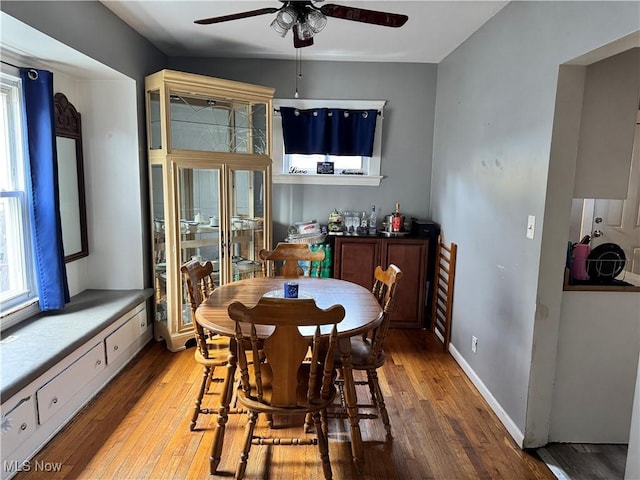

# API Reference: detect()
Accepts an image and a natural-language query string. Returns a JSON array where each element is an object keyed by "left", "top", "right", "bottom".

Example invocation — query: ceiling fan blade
[
  {"left": 194, "top": 7, "right": 279, "bottom": 25},
  {"left": 293, "top": 25, "right": 314, "bottom": 49},
  {"left": 320, "top": 4, "right": 408, "bottom": 28}
]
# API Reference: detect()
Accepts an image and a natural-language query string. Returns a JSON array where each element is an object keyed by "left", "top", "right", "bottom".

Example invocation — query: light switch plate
[{"left": 527, "top": 215, "right": 535, "bottom": 239}]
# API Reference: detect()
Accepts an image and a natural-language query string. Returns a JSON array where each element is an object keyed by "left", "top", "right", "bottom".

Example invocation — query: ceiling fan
[{"left": 194, "top": 1, "right": 409, "bottom": 49}]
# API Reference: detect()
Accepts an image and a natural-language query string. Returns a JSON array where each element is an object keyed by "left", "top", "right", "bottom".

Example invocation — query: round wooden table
[{"left": 195, "top": 276, "right": 383, "bottom": 474}]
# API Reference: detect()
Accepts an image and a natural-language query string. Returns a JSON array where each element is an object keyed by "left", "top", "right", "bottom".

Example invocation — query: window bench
[{"left": 0, "top": 288, "right": 153, "bottom": 480}]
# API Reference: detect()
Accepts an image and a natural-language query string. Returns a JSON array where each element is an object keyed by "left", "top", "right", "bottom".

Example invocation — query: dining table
[{"left": 195, "top": 276, "right": 383, "bottom": 474}]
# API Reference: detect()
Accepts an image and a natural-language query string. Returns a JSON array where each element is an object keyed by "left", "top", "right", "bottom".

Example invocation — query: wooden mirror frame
[{"left": 54, "top": 92, "right": 88, "bottom": 262}]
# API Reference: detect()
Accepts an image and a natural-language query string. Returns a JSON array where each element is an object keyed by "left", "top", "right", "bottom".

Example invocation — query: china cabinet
[
  {"left": 145, "top": 69, "right": 274, "bottom": 351},
  {"left": 333, "top": 236, "right": 430, "bottom": 328}
]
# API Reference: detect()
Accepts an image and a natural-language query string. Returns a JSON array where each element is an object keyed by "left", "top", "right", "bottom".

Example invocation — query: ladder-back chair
[
  {"left": 259, "top": 242, "right": 325, "bottom": 277},
  {"left": 431, "top": 236, "right": 458, "bottom": 352},
  {"left": 329, "top": 264, "right": 403, "bottom": 437},
  {"left": 227, "top": 297, "right": 345, "bottom": 480},
  {"left": 181, "top": 259, "right": 232, "bottom": 431}
]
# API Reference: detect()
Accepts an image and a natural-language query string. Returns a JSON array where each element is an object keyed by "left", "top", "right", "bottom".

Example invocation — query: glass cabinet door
[
  {"left": 229, "top": 168, "right": 266, "bottom": 282},
  {"left": 168, "top": 90, "right": 268, "bottom": 155},
  {"left": 176, "top": 165, "right": 222, "bottom": 328},
  {"left": 151, "top": 164, "right": 167, "bottom": 326}
]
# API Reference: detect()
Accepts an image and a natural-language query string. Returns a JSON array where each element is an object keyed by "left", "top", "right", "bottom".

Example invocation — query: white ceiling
[{"left": 101, "top": 1, "right": 509, "bottom": 63}]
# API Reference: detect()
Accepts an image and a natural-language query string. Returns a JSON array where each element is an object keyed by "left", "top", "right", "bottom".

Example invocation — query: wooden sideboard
[{"left": 332, "top": 235, "right": 431, "bottom": 328}]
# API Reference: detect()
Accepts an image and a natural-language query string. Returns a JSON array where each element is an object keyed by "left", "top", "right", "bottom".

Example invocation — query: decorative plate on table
[
  {"left": 586, "top": 242, "right": 626, "bottom": 280},
  {"left": 263, "top": 289, "right": 315, "bottom": 300}
]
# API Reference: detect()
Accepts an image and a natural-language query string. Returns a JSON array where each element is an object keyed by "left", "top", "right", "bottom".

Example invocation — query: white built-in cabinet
[
  {"left": 145, "top": 69, "right": 274, "bottom": 352},
  {"left": 0, "top": 301, "right": 150, "bottom": 480}
]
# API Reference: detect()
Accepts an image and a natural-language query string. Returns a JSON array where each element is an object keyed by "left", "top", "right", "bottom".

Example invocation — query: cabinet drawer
[
  {"left": 105, "top": 310, "right": 147, "bottom": 364},
  {"left": 1, "top": 397, "right": 37, "bottom": 457},
  {"left": 36, "top": 343, "right": 105, "bottom": 424}
]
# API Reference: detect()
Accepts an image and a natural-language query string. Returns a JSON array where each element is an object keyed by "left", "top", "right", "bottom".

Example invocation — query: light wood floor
[{"left": 14, "top": 329, "right": 555, "bottom": 480}]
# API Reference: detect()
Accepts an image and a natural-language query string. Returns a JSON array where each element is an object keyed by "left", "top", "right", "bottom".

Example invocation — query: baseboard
[{"left": 448, "top": 343, "right": 525, "bottom": 448}]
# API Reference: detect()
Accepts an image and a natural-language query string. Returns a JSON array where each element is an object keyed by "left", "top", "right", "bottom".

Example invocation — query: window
[
  {"left": 273, "top": 99, "right": 385, "bottom": 186},
  {"left": 0, "top": 72, "right": 38, "bottom": 325}
]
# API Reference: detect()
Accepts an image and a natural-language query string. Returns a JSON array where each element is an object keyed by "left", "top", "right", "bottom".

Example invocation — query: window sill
[{"left": 273, "top": 174, "right": 383, "bottom": 186}]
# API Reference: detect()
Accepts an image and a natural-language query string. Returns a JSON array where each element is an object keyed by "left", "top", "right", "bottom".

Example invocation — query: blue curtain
[
  {"left": 21, "top": 68, "right": 70, "bottom": 311},
  {"left": 280, "top": 107, "right": 378, "bottom": 156}
]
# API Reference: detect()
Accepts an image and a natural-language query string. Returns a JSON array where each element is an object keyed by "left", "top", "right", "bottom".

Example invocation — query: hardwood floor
[
  {"left": 13, "top": 330, "right": 555, "bottom": 480},
  {"left": 538, "top": 443, "right": 628, "bottom": 480}
]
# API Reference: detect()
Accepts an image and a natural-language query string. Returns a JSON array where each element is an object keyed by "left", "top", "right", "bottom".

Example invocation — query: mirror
[{"left": 54, "top": 92, "right": 88, "bottom": 262}]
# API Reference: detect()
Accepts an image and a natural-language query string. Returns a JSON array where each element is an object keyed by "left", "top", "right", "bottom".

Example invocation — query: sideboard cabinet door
[
  {"left": 334, "top": 237, "right": 380, "bottom": 290},
  {"left": 333, "top": 236, "right": 429, "bottom": 328},
  {"left": 382, "top": 238, "right": 428, "bottom": 328}
]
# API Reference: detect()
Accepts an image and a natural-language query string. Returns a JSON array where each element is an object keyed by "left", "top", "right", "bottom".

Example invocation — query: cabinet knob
[
  {"left": 20, "top": 422, "right": 27, "bottom": 431},
  {"left": 114, "top": 345, "right": 119, "bottom": 351},
  {"left": 51, "top": 397, "right": 58, "bottom": 405},
  {"left": 96, "top": 359, "right": 102, "bottom": 366}
]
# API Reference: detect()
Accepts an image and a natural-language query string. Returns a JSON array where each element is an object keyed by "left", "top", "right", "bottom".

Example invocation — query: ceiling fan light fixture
[
  {"left": 296, "top": 21, "right": 315, "bottom": 41},
  {"left": 305, "top": 9, "right": 327, "bottom": 33},
  {"left": 270, "top": 17, "right": 289, "bottom": 37},
  {"left": 271, "top": 6, "right": 298, "bottom": 37}
]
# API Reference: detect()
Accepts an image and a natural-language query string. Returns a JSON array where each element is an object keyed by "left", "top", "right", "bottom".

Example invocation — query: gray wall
[
  {"left": 431, "top": 0, "right": 639, "bottom": 446},
  {"left": 168, "top": 58, "right": 437, "bottom": 243}
]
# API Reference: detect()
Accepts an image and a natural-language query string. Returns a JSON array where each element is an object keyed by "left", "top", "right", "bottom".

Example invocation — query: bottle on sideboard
[
  {"left": 368, "top": 204, "right": 377, "bottom": 235},
  {"left": 391, "top": 202, "right": 403, "bottom": 232}
]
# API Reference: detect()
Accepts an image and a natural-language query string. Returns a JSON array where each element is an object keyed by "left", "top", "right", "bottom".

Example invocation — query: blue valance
[
  {"left": 280, "top": 107, "right": 378, "bottom": 157},
  {"left": 21, "top": 67, "right": 70, "bottom": 311}
]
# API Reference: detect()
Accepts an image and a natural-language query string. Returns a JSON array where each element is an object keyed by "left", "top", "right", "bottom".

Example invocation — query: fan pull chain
[{"left": 294, "top": 49, "right": 303, "bottom": 98}]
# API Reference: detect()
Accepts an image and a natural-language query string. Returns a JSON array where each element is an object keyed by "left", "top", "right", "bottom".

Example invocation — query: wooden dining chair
[
  {"left": 181, "top": 259, "right": 233, "bottom": 431},
  {"left": 328, "top": 264, "right": 403, "bottom": 437},
  {"left": 259, "top": 242, "right": 325, "bottom": 277},
  {"left": 227, "top": 297, "right": 345, "bottom": 480},
  {"left": 430, "top": 236, "right": 458, "bottom": 352}
]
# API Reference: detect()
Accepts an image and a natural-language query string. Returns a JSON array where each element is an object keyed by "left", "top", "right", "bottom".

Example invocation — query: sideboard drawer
[
  {"left": 36, "top": 343, "right": 105, "bottom": 424},
  {"left": 1, "top": 397, "right": 37, "bottom": 457},
  {"left": 105, "top": 309, "right": 147, "bottom": 364}
]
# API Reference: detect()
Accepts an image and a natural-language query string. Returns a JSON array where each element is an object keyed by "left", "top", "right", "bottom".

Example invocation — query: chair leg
[
  {"left": 313, "top": 410, "right": 333, "bottom": 480},
  {"left": 190, "top": 366, "right": 210, "bottom": 431},
  {"left": 235, "top": 410, "right": 258, "bottom": 480},
  {"left": 368, "top": 369, "right": 391, "bottom": 436},
  {"left": 205, "top": 367, "right": 214, "bottom": 394},
  {"left": 304, "top": 412, "right": 314, "bottom": 433},
  {"left": 210, "top": 362, "right": 236, "bottom": 474},
  {"left": 321, "top": 409, "right": 329, "bottom": 438}
]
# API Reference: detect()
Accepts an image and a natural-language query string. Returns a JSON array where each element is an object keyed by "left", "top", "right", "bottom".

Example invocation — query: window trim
[{"left": 272, "top": 99, "right": 385, "bottom": 186}]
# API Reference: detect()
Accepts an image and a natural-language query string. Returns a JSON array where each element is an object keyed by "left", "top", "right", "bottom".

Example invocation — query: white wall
[
  {"left": 79, "top": 80, "right": 144, "bottom": 289},
  {"left": 431, "top": 1, "right": 640, "bottom": 447}
]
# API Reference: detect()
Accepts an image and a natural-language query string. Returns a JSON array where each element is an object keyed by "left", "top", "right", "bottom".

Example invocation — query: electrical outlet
[{"left": 471, "top": 336, "right": 478, "bottom": 353}]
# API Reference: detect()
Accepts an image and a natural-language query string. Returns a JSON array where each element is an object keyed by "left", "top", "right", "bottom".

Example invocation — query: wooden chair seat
[
  {"left": 343, "top": 336, "right": 385, "bottom": 370},
  {"left": 238, "top": 363, "right": 338, "bottom": 413}
]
